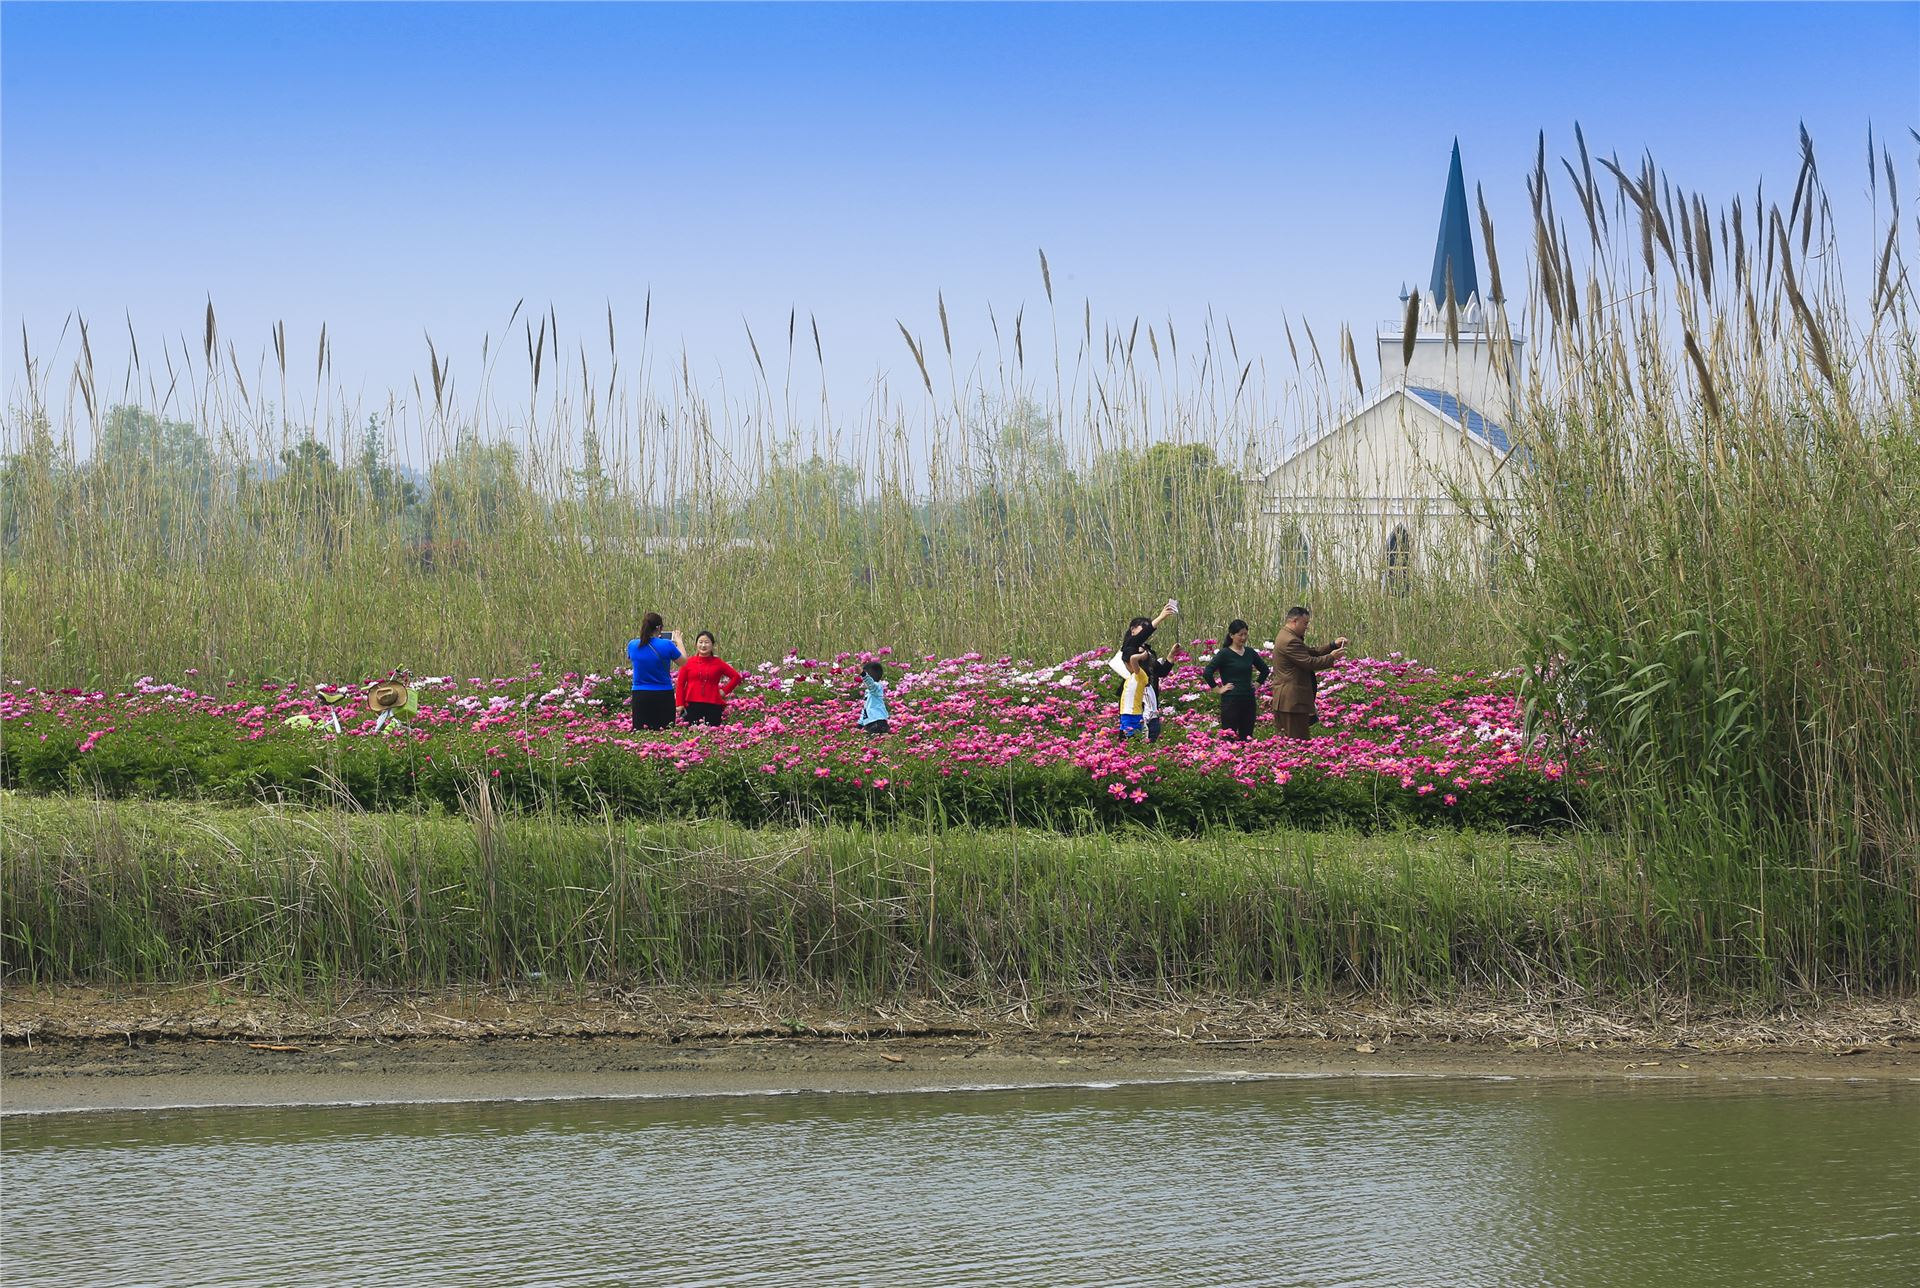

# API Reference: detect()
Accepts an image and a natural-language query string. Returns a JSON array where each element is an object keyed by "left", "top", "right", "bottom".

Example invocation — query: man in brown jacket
[{"left": 1270, "top": 606, "right": 1346, "bottom": 739}]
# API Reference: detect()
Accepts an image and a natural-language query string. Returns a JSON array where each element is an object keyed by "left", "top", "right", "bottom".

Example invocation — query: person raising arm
[
  {"left": 1111, "top": 598, "right": 1179, "bottom": 690},
  {"left": 626, "top": 612, "right": 684, "bottom": 731},
  {"left": 1119, "top": 598, "right": 1180, "bottom": 660},
  {"left": 1270, "top": 605, "right": 1347, "bottom": 740}
]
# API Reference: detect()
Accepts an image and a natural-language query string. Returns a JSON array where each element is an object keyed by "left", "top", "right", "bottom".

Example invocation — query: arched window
[
  {"left": 1384, "top": 524, "right": 1413, "bottom": 596},
  {"left": 1276, "top": 524, "right": 1310, "bottom": 593}
]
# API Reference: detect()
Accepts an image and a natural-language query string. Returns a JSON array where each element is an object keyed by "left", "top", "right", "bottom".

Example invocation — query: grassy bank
[{"left": 3, "top": 794, "right": 1883, "bottom": 1002}]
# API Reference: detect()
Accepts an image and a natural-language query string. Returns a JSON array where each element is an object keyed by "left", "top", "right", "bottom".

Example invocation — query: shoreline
[{"left": 4, "top": 985, "right": 1914, "bottom": 1113}]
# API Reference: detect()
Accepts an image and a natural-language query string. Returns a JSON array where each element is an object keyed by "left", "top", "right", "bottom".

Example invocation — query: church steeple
[
  {"left": 1428, "top": 140, "right": 1479, "bottom": 306},
  {"left": 1376, "top": 141, "right": 1523, "bottom": 426}
]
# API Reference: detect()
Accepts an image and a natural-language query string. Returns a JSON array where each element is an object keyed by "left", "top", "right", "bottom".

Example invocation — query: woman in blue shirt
[{"left": 627, "top": 612, "right": 684, "bottom": 731}]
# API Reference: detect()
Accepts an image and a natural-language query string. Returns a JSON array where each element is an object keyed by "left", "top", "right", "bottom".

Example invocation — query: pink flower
[{"left": 1, "top": 649, "right": 1584, "bottom": 820}]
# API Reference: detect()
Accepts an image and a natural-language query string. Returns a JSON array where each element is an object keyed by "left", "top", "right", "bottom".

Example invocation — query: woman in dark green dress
[{"left": 1201, "top": 619, "right": 1270, "bottom": 740}]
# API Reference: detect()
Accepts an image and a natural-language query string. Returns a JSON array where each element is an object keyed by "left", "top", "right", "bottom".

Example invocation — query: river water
[{"left": 4, "top": 1075, "right": 1916, "bottom": 1286}]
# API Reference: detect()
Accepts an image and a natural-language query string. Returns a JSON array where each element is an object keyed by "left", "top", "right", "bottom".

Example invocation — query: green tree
[
  {"left": 88, "top": 405, "right": 216, "bottom": 545},
  {"left": 426, "top": 431, "right": 530, "bottom": 547},
  {"left": 356, "top": 414, "right": 418, "bottom": 517},
  {"left": 968, "top": 398, "right": 1067, "bottom": 496},
  {"left": 1122, "top": 442, "right": 1244, "bottom": 529},
  {"left": 95, "top": 405, "right": 213, "bottom": 487},
  {"left": 574, "top": 425, "right": 610, "bottom": 503},
  {"left": 0, "top": 410, "right": 62, "bottom": 548},
  {"left": 252, "top": 437, "right": 353, "bottom": 556},
  {"left": 754, "top": 441, "right": 861, "bottom": 539}
]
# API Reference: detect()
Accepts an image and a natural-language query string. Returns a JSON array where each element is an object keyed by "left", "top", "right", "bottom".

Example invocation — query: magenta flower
[{"left": 1, "top": 650, "right": 1584, "bottom": 824}]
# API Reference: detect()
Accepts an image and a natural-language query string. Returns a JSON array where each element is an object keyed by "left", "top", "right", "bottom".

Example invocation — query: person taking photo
[
  {"left": 626, "top": 612, "right": 683, "bottom": 731},
  {"left": 1270, "top": 605, "right": 1346, "bottom": 739}
]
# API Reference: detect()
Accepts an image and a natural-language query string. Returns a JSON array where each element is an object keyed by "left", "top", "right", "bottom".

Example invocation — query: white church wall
[
  {"left": 1376, "top": 332, "right": 1524, "bottom": 426},
  {"left": 1256, "top": 394, "right": 1510, "bottom": 590}
]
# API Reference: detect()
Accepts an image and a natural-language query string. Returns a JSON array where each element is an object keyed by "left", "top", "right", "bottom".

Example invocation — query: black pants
[
  {"left": 631, "top": 690, "right": 675, "bottom": 731},
  {"left": 861, "top": 719, "right": 889, "bottom": 736},
  {"left": 683, "top": 701, "right": 726, "bottom": 727},
  {"left": 1220, "top": 694, "right": 1257, "bottom": 740}
]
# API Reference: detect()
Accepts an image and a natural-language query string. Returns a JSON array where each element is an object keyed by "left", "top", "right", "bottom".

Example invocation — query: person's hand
[
  {"left": 1165, "top": 598, "right": 1179, "bottom": 615},
  {"left": 1335, "top": 636, "right": 1350, "bottom": 648},
  {"left": 675, "top": 705, "right": 686, "bottom": 718}
]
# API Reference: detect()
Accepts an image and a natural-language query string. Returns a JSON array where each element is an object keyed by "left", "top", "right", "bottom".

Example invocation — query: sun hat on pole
[{"left": 367, "top": 681, "right": 410, "bottom": 714}]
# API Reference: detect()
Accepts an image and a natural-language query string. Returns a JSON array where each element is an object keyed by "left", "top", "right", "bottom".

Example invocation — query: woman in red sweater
[{"left": 674, "top": 631, "right": 744, "bottom": 726}]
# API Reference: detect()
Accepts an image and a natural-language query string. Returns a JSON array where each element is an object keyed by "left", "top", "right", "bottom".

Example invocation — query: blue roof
[
  {"left": 1429, "top": 141, "right": 1479, "bottom": 306},
  {"left": 1407, "top": 385, "right": 1511, "bottom": 453}
]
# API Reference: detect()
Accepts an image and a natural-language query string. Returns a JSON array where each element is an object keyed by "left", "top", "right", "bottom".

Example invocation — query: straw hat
[{"left": 367, "top": 681, "right": 410, "bottom": 714}]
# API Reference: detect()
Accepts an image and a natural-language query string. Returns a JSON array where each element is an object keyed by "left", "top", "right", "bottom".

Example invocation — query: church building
[{"left": 1256, "top": 142, "right": 1523, "bottom": 590}]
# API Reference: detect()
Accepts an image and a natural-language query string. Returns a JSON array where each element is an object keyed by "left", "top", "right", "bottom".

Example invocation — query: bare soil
[{"left": 4, "top": 984, "right": 1914, "bottom": 1113}]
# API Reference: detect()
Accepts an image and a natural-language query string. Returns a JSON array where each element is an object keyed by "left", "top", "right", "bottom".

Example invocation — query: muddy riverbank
[{"left": 3, "top": 985, "right": 1914, "bottom": 1112}]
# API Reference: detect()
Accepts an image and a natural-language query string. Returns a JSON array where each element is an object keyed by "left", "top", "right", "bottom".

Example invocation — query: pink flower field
[{"left": 1, "top": 645, "right": 1588, "bottom": 832}]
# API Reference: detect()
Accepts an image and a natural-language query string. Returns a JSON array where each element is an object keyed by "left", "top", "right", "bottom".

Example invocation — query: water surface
[{"left": 6, "top": 1076, "right": 1916, "bottom": 1285}]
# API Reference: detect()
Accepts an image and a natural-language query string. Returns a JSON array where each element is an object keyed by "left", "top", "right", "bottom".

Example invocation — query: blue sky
[{"left": 4, "top": 2, "right": 1916, "bottom": 443}]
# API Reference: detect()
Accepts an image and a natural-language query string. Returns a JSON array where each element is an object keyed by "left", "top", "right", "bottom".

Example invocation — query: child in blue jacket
[{"left": 858, "top": 660, "right": 891, "bottom": 735}]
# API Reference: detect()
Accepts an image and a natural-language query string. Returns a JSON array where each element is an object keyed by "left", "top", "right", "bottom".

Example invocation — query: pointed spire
[{"left": 1429, "top": 140, "right": 1479, "bottom": 306}]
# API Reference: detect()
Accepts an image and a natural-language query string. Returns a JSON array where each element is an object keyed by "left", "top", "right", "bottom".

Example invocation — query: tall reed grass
[
  {"left": 4, "top": 268, "right": 1522, "bottom": 682},
  {"left": 1491, "top": 129, "right": 1919, "bottom": 992},
  {"left": 0, "top": 795, "right": 1698, "bottom": 998}
]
